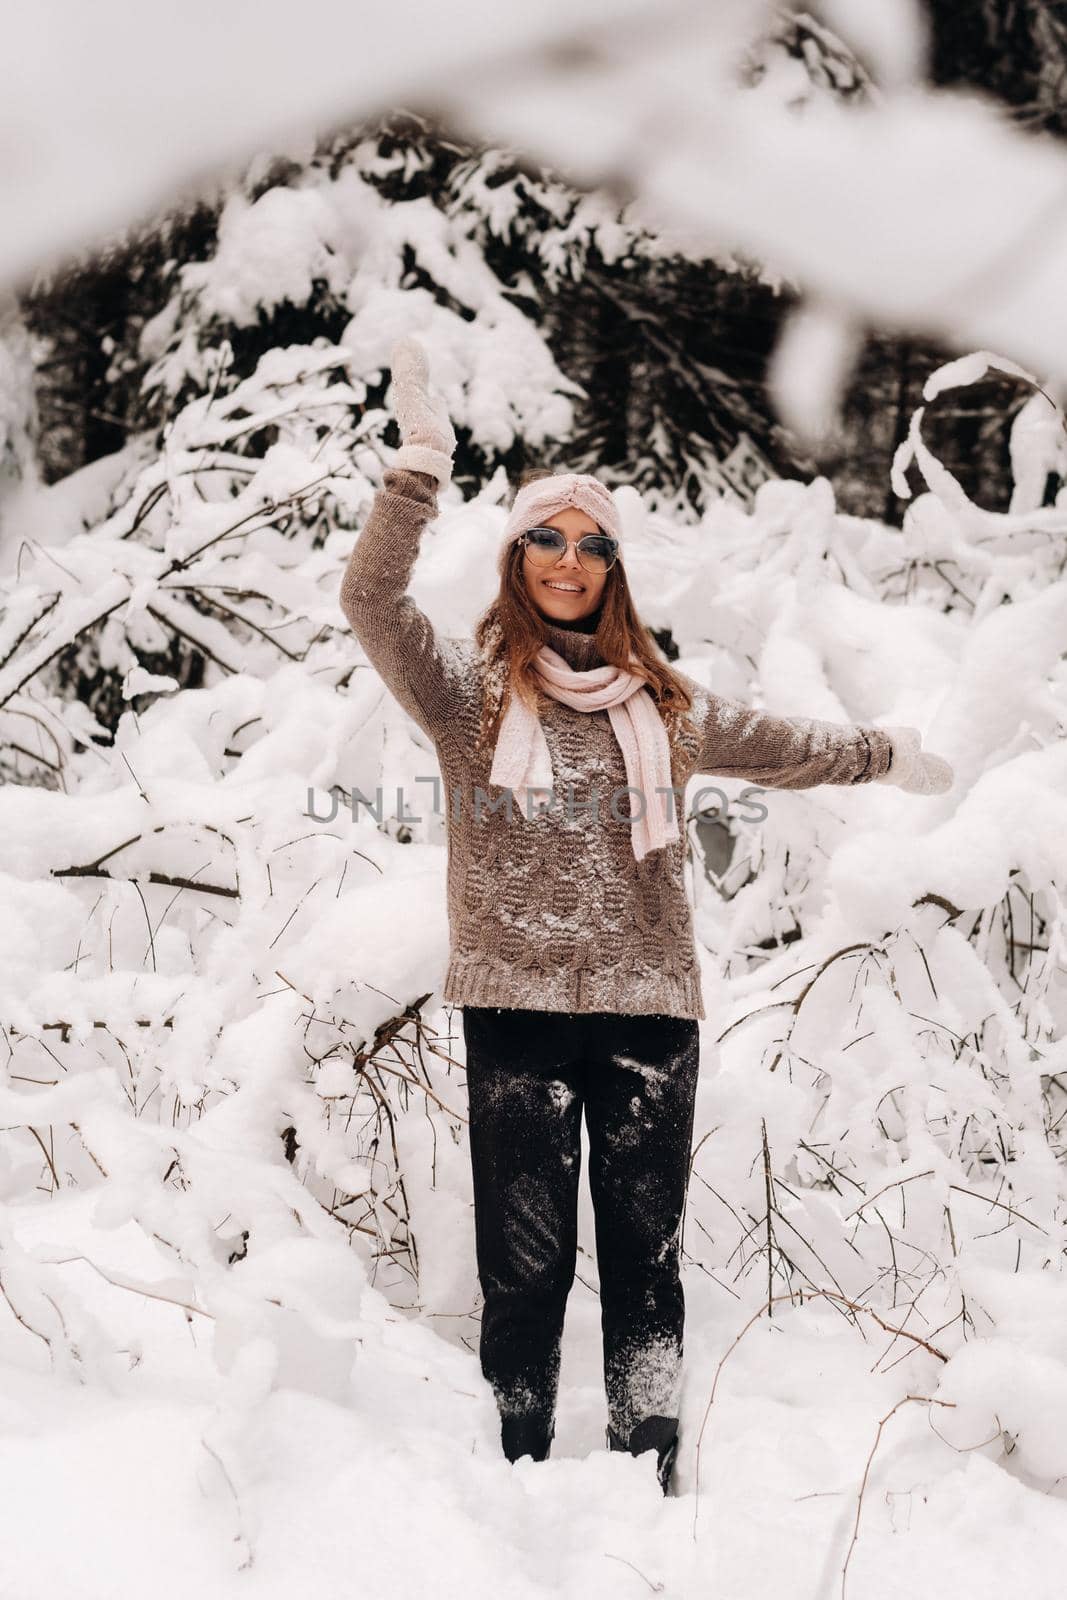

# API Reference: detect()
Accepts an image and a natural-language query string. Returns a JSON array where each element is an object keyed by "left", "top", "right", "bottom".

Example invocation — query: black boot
[
  {"left": 607, "top": 1414, "right": 679, "bottom": 1495},
  {"left": 501, "top": 1413, "right": 555, "bottom": 1463}
]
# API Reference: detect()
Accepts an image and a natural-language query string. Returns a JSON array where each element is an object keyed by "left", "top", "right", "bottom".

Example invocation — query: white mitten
[
  {"left": 873, "top": 725, "right": 954, "bottom": 795},
  {"left": 389, "top": 335, "right": 457, "bottom": 488}
]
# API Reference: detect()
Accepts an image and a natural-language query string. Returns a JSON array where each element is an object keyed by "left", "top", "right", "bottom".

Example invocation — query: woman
[{"left": 339, "top": 337, "right": 953, "bottom": 1493}]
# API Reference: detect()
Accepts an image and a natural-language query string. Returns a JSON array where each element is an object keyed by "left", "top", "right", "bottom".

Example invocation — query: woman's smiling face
[{"left": 521, "top": 506, "right": 609, "bottom": 624}]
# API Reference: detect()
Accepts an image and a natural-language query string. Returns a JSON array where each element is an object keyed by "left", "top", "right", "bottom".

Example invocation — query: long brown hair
[{"left": 474, "top": 468, "right": 695, "bottom": 759}]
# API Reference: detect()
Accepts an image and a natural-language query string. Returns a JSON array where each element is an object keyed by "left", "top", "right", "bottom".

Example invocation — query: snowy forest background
[{"left": 1, "top": 4, "right": 1067, "bottom": 1597}]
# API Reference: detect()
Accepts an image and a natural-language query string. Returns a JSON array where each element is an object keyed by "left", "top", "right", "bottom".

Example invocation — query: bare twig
[
  {"left": 841, "top": 1395, "right": 956, "bottom": 1600},
  {"left": 761, "top": 1118, "right": 775, "bottom": 1317}
]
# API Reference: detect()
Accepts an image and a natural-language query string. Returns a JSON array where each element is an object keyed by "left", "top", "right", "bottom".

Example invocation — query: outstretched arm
[
  {"left": 688, "top": 680, "right": 895, "bottom": 788},
  {"left": 339, "top": 465, "right": 469, "bottom": 746}
]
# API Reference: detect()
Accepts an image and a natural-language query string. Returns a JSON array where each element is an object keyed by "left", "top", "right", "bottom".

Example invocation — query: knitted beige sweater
[{"left": 339, "top": 467, "right": 894, "bottom": 1021}]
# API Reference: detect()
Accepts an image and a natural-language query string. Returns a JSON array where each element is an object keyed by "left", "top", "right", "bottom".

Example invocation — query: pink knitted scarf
[{"left": 488, "top": 647, "right": 680, "bottom": 861}]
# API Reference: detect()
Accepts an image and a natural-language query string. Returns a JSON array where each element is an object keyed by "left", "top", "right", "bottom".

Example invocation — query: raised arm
[
  {"left": 339, "top": 336, "right": 467, "bottom": 747},
  {"left": 340, "top": 465, "right": 468, "bottom": 745}
]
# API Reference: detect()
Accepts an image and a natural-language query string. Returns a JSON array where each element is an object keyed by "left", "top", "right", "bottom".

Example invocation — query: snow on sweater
[{"left": 339, "top": 467, "right": 893, "bottom": 1021}]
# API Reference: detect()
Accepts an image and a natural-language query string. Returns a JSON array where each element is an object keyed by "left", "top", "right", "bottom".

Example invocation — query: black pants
[{"left": 461, "top": 1004, "right": 700, "bottom": 1475}]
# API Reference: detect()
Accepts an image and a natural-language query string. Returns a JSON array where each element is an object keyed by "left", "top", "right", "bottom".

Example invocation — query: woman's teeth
[{"left": 546, "top": 581, "right": 583, "bottom": 592}]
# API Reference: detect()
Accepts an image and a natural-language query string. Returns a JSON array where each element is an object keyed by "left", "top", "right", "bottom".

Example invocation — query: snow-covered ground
[{"left": 6, "top": 1149, "right": 1067, "bottom": 1599}]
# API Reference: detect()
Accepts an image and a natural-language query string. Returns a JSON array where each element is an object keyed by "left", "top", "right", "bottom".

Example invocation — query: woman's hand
[
  {"left": 873, "top": 726, "right": 954, "bottom": 795},
  {"left": 389, "top": 335, "right": 457, "bottom": 489}
]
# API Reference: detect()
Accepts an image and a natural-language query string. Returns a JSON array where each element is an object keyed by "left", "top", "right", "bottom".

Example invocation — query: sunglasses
[{"left": 519, "top": 525, "right": 620, "bottom": 575}]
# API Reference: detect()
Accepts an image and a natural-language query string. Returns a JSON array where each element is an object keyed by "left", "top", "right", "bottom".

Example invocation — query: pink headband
[{"left": 499, "top": 473, "right": 622, "bottom": 561}]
